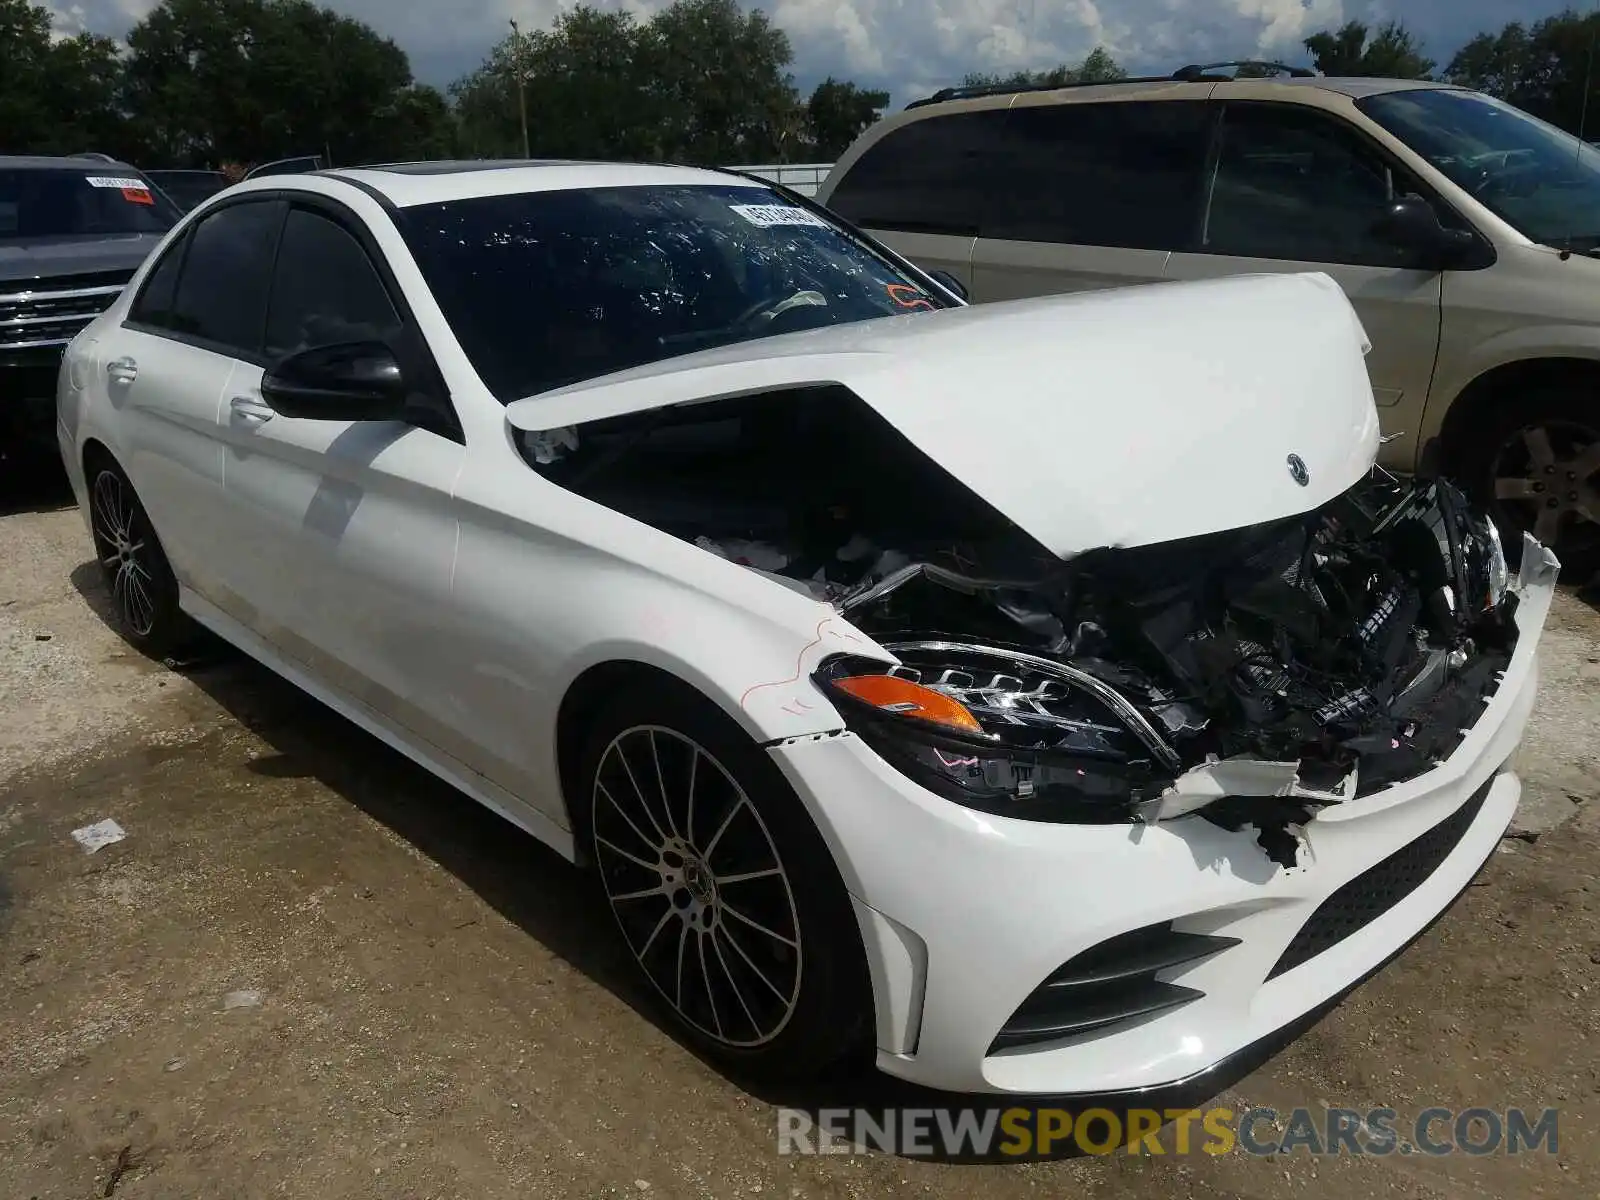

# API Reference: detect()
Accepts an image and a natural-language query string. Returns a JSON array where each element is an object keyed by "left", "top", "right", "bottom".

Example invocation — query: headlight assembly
[{"left": 813, "top": 642, "right": 1176, "bottom": 822}]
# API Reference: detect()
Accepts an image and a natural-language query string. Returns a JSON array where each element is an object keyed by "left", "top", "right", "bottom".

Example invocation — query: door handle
[
  {"left": 229, "top": 395, "right": 275, "bottom": 425},
  {"left": 105, "top": 357, "right": 137, "bottom": 385}
]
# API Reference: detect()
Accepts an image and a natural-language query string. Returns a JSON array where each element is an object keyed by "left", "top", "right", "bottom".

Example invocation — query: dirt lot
[{"left": 3, "top": 464, "right": 1600, "bottom": 1200}]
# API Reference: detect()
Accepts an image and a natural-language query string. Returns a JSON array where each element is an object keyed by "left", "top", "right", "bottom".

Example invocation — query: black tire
[
  {"left": 579, "top": 677, "right": 871, "bottom": 1081},
  {"left": 1453, "top": 387, "right": 1600, "bottom": 578},
  {"left": 86, "top": 458, "right": 192, "bottom": 657}
]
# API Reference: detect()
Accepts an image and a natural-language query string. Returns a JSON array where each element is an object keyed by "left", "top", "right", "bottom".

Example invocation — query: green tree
[
  {"left": 961, "top": 46, "right": 1127, "bottom": 90},
  {"left": 0, "top": 0, "right": 129, "bottom": 156},
  {"left": 120, "top": 0, "right": 449, "bottom": 167},
  {"left": 642, "top": 0, "right": 801, "bottom": 163},
  {"left": 805, "top": 77, "right": 888, "bottom": 158},
  {"left": 1446, "top": 10, "right": 1600, "bottom": 136},
  {"left": 450, "top": 0, "right": 822, "bottom": 163},
  {"left": 1303, "top": 19, "right": 1434, "bottom": 79}
]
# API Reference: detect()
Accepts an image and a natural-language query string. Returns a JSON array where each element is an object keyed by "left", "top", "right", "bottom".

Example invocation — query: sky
[{"left": 41, "top": 0, "right": 1585, "bottom": 113}]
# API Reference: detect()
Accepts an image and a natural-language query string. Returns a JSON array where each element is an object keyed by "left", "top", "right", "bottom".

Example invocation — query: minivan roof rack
[
  {"left": 906, "top": 59, "right": 1319, "bottom": 109},
  {"left": 71, "top": 151, "right": 122, "bottom": 163},
  {"left": 1171, "top": 60, "right": 1318, "bottom": 80},
  {"left": 907, "top": 74, "right": 1173, "bottom": 109}
]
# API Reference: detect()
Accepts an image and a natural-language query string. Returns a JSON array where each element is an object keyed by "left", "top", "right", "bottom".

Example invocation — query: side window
[
  {"left": 1205, "top": 103, "right": 1427, "bottom": 267},
  {"left": 825, "top": 110, "right": 1008, "bottom": 236},
  {"left": 984, "top": 101, "right": 1215, "bottom": 249},
  {"left": 167, "top": 200, "right": 284, "bottom": 353},
  {"left": 127, "top": 232, "right": 187, "bottom": 328},
  {"left": 264, "top": 208, "right": 403, "bottom": 361}
]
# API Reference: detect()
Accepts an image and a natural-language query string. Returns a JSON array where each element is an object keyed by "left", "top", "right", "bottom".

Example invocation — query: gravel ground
[{"left": 2, "top": 464, "right": 1599, "bottom": 1199}]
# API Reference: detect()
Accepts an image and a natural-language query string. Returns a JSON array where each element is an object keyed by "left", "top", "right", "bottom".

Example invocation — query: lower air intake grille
[
  {"left": 989, "top": 922, "right": 1238, "bottom": 1053},
  {"left": 1268, "top": 778, "right": 1493, "bottom": 980}
]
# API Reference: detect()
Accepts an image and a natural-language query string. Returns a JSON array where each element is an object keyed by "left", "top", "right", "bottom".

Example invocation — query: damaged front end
[
  {"left": 520, "top": 382, "right": 1549, "bottom": 867},
  {"left": 807, "top": 474, "right": 1536, "bottom": 866}
]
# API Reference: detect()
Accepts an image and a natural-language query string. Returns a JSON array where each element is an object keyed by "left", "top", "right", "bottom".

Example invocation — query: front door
[
  {"left": 213, "top": 201, "right": 467, "bottom": 753},
  {"left": 1162, "top": 99, "right": 1445, "bottom": 471}
]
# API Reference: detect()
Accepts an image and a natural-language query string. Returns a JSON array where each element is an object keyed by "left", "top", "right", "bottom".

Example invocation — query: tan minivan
[{"left": 816, "top": 66, "right": 1600, "bottom": 569}]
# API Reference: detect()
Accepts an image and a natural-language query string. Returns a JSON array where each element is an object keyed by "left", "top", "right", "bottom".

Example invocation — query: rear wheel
[
  {"left": 87, "top": 459, "right": 191, "bottom": 656},
  {"left": 580, "top": 679, "right": 870, "bottom": 1080},
  {"left": 1455, "top": 388, "right": 1600, "bottom": 576}
]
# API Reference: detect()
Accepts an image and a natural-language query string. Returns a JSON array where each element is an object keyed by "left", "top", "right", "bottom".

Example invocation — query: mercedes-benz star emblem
[{"left": 1287, "top": 453, "right": 1310, "bottom": 487}]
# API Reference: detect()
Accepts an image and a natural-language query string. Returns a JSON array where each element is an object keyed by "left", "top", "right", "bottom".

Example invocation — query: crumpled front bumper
[{"left": 768, "top": 535, "right": 1559, "bottom": 1096}]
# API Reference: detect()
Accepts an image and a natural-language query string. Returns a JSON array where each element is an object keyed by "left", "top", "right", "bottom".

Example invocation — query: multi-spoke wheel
[
  {"left": 86, "top": 458, "right": 188, "bottom": 654},
  {"left": 1459, "top": 390, "right": 1600, "bottom": 576},
  {"left": 581, "top": 680, "right": 869, "bottom": 1079}
]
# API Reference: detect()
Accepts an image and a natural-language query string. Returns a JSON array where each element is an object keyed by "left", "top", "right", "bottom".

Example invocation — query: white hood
[{"left": 504, "top": 271, "right": 1382, "bottom": 558}]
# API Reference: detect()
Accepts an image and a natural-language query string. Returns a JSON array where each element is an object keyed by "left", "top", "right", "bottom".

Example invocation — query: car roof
[
  {"left": 318, "top": 159, "right": 766, "bottom": 209},
  {"left": 906, "top": 74, "right": 1464, "bottom": 115},
  {"left": 0, "top": 154, "right": 142, "bottom": 171}
]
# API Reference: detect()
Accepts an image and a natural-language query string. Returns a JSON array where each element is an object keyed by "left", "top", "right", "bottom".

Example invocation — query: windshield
[
  {"left": 399, "top": 183, "right": 952, "bottom": 401},
  {"left": 0, "top": 168, "right": 180, "bottom": 239},
  {"left": 1358, "top": 88, "right": 1600, "bottom": 249}
]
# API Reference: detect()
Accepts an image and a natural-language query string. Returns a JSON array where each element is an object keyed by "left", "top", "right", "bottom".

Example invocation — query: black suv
[{"left": 2, "top": 155, "right": 181, "bottom": 461}]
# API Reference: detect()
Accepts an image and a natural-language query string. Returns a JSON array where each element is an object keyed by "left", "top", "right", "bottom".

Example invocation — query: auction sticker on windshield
[
  {"left": 731, "top": 204, "right": 831, "bottom": 229},
  {"left": 85, "top": 175, "right": 156, "bottom": 203}
]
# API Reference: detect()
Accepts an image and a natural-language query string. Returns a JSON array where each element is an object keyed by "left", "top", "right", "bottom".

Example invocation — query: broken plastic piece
[{"left": 695, "top": 536, "right": 790, "bottom": 573}]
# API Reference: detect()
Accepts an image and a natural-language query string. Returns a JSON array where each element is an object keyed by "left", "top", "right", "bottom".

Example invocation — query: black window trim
[
  {"left": 122, "top": 192, "right": 287, "bottom": 365},
  {"left": 1195, "top": 98, "right": 1497, "bottom": 270},
  {"left": 124, "top": 185, "right": 463, "bottom": 443}
]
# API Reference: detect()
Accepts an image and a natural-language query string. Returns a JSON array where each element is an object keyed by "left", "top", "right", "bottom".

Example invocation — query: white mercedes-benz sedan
[{"left": 56, "top": 160, "right": 1559, "bottom": 1097}]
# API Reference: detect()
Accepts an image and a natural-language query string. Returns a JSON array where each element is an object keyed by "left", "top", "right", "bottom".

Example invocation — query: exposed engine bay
[{"left": 525, "top": 385, "right": 1522, "bottom": 866}]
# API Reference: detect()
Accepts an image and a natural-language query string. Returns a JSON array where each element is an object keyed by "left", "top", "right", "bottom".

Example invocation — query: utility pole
[{"left": 509, "top": 17, "right": 530, "bottom": 159}]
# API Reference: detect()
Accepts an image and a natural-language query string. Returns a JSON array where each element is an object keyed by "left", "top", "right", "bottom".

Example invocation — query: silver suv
[
  {"left": 2, "top": 155, "right": 179, "bottom": 463},
  {"left": 817, "top": 67, "right": 1600, "bottom": 570}
]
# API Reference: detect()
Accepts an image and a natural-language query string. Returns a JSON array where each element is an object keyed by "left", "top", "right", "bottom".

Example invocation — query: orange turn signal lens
[{"left": 832, "top": 674, "right": 984, "bottom": 734}]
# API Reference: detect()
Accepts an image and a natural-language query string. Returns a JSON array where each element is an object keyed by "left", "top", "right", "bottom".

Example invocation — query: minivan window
[
  {"left": 1206, "top": 103, "right": 1428, "bottom": 267},
  {"left": 984, "top": 101, "right": 1215, "bottom": 248},
  {"left": 167, "top": 200, "right": 284, "bottom": 353},
  {"left": 0, "top": 168, "right": 180, "bottom": 238},
  {"left": 1359, "top": 87, "right": 1600, "bottom": 251},
  {"left": 401, "top": 183, "right": 951, "bottom": 401},
  {"left": 825, "top": 110, "right": 1007, "bottom": 236}
]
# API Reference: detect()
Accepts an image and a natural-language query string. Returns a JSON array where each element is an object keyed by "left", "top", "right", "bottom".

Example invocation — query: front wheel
[
  {"left": 580, "top": 679, "right": 870, "bottom": 1080},
  {"left": 1456, "top": 389, "right": 1600, "bottom": 576}
]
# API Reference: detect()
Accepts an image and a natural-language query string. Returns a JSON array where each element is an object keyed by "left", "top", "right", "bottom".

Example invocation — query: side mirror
[
  {"left": 261, "top": 341, "right": 410, "bottom": 422},
  {"left": 1374, "top": 195, "right": 1477, "bottom": 267},
  {"left": 928, "top": 269, "right": 970, "bottom": 303}
]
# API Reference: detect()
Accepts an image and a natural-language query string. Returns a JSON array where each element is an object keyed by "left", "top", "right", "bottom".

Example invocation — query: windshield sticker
[
  {"left": 85, "top": 176, "right": 148, "bottom": 191},
  {"left": 120, "top": 187, "right": 155, "bottom": 205},
  {"left": 730, "top": 203, "right": 831, "bottom": 229},
  {"left": 885, "top": 282, "right": 936, "bottom": 311}
]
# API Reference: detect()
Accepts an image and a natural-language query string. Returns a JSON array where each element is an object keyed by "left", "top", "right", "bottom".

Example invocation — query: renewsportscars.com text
[{"left": 776, "top": 1105, "right": 1560, "bottom": 1159}]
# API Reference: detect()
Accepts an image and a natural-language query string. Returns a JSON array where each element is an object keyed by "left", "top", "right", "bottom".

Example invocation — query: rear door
[
  {"left": 109, "top": 198, "right": 284, "bottom": 599},
  {"left": 821, "top": 106, "right": 1008, "bottom": 293},
  {"left": 1162, "top": 99, "right": 1445, "bottom": 469},
  {"left": 970, "top": 93, "right": 1217, "bottom": 301}
]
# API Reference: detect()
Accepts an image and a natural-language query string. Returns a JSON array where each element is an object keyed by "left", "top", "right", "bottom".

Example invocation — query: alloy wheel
[
  {"left": 1491, "top": 420, "right": 1600, "bottom": 555},
  {"left": 591, "top": 725, "right": 804, "bottom": 1048},
  {"left": 90, "top": 469, "right": 158, "bottom": 637}
]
